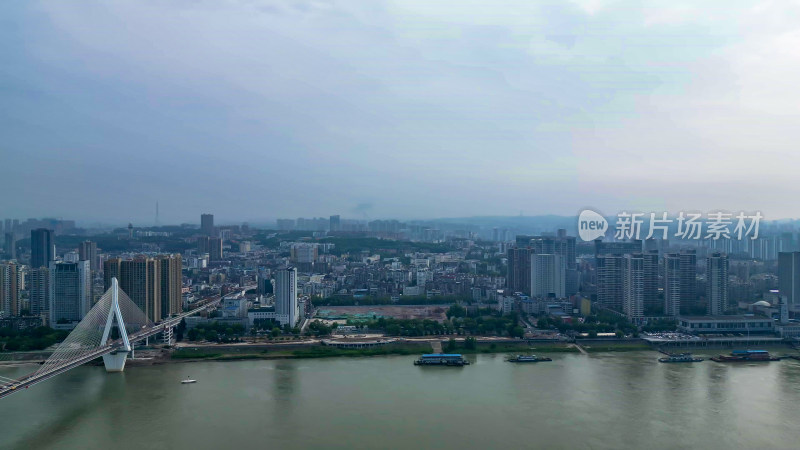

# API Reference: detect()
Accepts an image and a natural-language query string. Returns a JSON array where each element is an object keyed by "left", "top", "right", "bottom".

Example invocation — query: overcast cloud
[{"left": 2, "top": 0, "right": 799, "bottom": 224}]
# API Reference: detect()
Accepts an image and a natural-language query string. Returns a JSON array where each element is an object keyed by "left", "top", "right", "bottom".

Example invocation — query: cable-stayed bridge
[{"left": 0, "top": 278, "right": 222, "bottom": 399}]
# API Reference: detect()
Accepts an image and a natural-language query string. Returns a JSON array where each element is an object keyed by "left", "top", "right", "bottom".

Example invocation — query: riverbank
[
  {"left": 168, "top": 340, "right": 584, "bottom": 362},
  {"left": 172, "top": 342, "right": 432, "bottom": 362},
  {"left": 6, "top": 338, "right": 795, "bottom": 367},
  {"left": 580, "top": 342, "right": 652, "bottom": 352}
]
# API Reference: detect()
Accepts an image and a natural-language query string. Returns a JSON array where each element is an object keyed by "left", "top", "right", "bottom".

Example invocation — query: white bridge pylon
[
  {"left": 34, "top": 277, "right": 153, "bottom": 376},
  {"left": 100, "top": 278, "right": 132, "bottom": 372}
]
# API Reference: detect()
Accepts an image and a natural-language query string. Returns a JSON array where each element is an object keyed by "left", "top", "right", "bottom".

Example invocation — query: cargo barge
[
  {"left": 710, "top": 350, "right": 779, "bottom": 362},
  {"left": 507, "top": 355, "right": 552, "bottom": 363},
  {"left": 658, "top": 352, "right": 703, "bottom": 363},
  {"left": 414, "top": 354, "right": 470, "bottom": 366}
]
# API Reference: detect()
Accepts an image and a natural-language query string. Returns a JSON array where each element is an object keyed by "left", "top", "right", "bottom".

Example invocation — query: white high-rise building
[
  {"left": 596, "top": 255, "right": 624, "bottom": 311},
  {"left": 49, "top": 260, "right": 91, "bottom": 328},
  {"left": 622, "top": 254, "right": 645, "bottom": 322},
  {"left": 664, "top": 251, "right": 697, "bottom": 317},
  {"left": 275, "top": 267, "right": 299, "bottom": 327},
  {"left": 664, "top": 254, "right": 681, "bottom": 317},
  {"left": 530, "top": 254, "right": 565, "bottom": 298},
  {"left": 706, "top": 253, "right": 729, "bottom": 315}
]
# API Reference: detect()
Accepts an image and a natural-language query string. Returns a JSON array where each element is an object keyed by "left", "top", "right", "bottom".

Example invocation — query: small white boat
[{"left": 181, "top": 377, "right": 197, "bottom": 384}]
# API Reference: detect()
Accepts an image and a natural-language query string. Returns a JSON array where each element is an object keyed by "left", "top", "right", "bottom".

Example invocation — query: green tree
[
  {"left": 176, "top": 318, "right": 186, "bottom": 342},
  {"left": 464, "top": 336, "right": 477, "bottom": 350},
  {"left": 385, "top": 324, "right": 402, "bottom": 336},
  {"left": 204, "top": 330, "right": 219, "bottom": 342},
  {"left": 447, "top": 304, "right": 467, "bottom": 319}
]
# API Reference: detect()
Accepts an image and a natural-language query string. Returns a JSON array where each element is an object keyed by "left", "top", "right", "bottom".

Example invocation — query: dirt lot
[{"left": 315, "top": 305, "right": 448, "bottom": 321}]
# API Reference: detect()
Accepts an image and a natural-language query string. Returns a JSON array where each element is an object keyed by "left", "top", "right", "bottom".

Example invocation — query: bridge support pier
[
  {"left": 102, "top": 351, "right": 128, "bottom": 372},
  {"left": 163, "top": 326, "right": 173, "bottom": 346}
]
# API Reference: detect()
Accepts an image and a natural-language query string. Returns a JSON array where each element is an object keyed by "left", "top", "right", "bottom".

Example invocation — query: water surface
[{"left": 2, "top": 351, "right": 800, "bottom": 449}]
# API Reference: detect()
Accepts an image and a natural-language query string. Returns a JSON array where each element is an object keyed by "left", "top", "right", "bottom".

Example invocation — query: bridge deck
[{"left": 0, "top": 297, "right": 222, "bottom": 400}]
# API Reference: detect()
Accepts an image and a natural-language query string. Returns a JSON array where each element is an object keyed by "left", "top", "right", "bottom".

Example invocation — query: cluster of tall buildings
[
  {"left": 491, "top": 227, "right": 511, "bottom": 242},
  {"left": 507, "top": 230, "right": 578, "bottom": 299},
  {"left": 595, "top": 243, "right": 729, "bottom": 321},
  {"left": 1, "top": 218, "right": 77, "bottom": 240},
  {"left": 276, "top": 215, "right": 427, "bottom": 240},
  {"left": 506, "top": 232, "right": 738, "bottom": 323},
  {"left": 0, "top": 228, "right": 99, "bottom": 327},
  {"left": 277, "top": 217, "right": 330, "bottom": 231},
  {"left": 597, "top": 250, "right": 660, "bottom": 319},
  {"left": 24, "top": 229, "right": 95, "bottom": 326},
  {"left": 104, "top": 255, "right": 183, "bottom": 323},
  {"left": 0, "top": 222, "right": 186, "bottom": 328}
]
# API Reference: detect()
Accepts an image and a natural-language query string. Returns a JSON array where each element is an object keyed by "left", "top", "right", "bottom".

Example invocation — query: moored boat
[
  {"left": 710, "top": 350, "right": 779, "bottom": 362},
  {"left": 658, "top": 352, "right": 703, "bottom": 363},
  {"left": 507, "top": 355, "right": 552, "bottom": 363},
  {"left": 414, "top": 354, "right": 469, "bottom": 366}
]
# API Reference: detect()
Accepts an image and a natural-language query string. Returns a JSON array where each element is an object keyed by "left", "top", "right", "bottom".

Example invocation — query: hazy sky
[{"left": 2, "top": 1, "right": 799, "bottom": 225}]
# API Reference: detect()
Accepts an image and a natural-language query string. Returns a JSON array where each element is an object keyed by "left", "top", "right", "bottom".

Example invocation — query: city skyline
[
  {"left": 4, "top": 1, "right": 800, "bottom": 222},
  {"left": 4, "top": 210, "right": 800, "bottom": 232},
  {"left": 5, "top": 2, "right": 800, "bottom": 447}
]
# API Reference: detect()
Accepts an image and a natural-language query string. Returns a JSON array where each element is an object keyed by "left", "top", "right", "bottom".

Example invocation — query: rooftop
[{"left": 679, "top": 315, "right": 771, "bottom": 321}]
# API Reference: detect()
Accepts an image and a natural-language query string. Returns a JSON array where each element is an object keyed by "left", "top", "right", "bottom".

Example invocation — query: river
[{"left": 2, "top": 351, "right": 800, "bottom": 449}]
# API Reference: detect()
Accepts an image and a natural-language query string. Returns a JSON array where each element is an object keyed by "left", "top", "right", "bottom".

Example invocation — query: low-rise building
[
  {"left": 247, "top": 306, "right": 295, "bottom": 328},
  {"left": 677, "top": 315, "right": 774, "bottom": 334},
  {"left": 220, "top": 295, "right": 248, "bottom": 319}
]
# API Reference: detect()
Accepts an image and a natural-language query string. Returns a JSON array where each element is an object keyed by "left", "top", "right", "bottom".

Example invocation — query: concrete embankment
[{"left": 0, "top": 351, "right": 52, "bottom": 366}]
